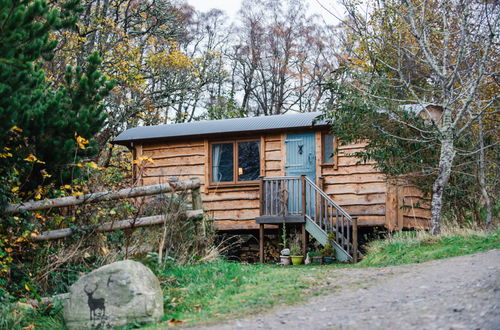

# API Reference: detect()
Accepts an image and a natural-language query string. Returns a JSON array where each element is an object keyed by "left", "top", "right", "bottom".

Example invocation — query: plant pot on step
[
  {"left": 280, "top": 255, "right": 291, "bottom": 266},
  {"left": 323, "top": 256, "right": 335, "bottom": 264},
  {"left": 291, "top": 256, "right": 303, "bottom": 265},
  {"left": 312, "top": 256, "right": 323, "bottom": 264}
]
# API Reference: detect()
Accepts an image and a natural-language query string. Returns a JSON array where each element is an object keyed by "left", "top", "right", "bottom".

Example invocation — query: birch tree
[{"left": 330, "top": 0, "right": 499, "bottom": 234}]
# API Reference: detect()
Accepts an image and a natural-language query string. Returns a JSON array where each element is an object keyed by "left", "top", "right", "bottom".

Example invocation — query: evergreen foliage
[{"left": 0, "top": 0, "right": 115, "bottom": 206}]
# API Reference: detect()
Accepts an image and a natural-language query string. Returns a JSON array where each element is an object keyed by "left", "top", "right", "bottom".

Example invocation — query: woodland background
[{"left": 0, "top": 0, "right": 498, "bottom": 304}]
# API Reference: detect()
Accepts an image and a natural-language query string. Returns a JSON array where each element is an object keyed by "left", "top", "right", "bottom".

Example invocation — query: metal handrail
[
  {"left": 304, "top": 176, "right": 352, "bottom": 220},
  {"left": 260, "top": 176, "right": 355, "bottom": 260}
]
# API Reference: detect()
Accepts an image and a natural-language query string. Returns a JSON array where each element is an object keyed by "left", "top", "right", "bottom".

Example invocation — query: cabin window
[
  {"left": 212, "top": 143, "right": 234, "bottom": 182},
  {"left": 211, "top": 140, "right": 260, "bottom": 184},
  {"left": 322, "top": 133, "right": 336, "bottom": 164}
]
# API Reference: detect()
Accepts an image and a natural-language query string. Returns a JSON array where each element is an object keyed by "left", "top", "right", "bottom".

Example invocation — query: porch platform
[{"left": 255, "top": 215, "right": 305, "bottom": 224}]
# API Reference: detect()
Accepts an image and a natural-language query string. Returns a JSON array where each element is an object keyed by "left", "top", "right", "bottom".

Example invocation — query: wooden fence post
[
  {"left": 352, "top": 217, "right": 358, "bottom": 263},
  {"left": 190, "top": 177, "right": 203, "bottom": 210}
]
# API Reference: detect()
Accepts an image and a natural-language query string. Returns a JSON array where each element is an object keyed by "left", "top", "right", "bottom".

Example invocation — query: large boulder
[{"left": 63, "top": 260, "right": 163, "bottom": 329}]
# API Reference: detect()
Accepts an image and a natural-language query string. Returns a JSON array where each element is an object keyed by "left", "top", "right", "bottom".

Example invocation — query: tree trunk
[
  {"left": 430, "top": 136, "right": 456, "bottom": 235},
  {"left": 478, "top": 117, "right": 493, "bottom": 230}
]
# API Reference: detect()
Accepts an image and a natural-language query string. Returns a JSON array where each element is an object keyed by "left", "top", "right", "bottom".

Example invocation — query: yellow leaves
[
  {"left": 75, "top": 133, "right": 89, "bottom": 149},
  {"left": 24, "top": 154, "right": 37, "bottom": 162},
  {"left": 14, "top": 237, "right": 27, "bottom": 243},
  {"left": 73, "top": 191, "right": 84, "bottom": 197},
  {"left": 133, "top": 156, "right": 154, "bottom": 165},
  {"left": 62, "top": 185, "right": 72, "bottom": 190},
  {"left": 11, "top": 186, "right": 19, "bottom": 193},
  {"left": 24, "top": 154, "right": 45, "bottom": 164},
  {"left": 24, "top": 283, "right": 31, "bottom": 292},
  {"left": 86, "top": 162, "right": 104, "bottom": 170},
  {"left": 146, "top": 46, "right": 194, "bottom": 72},
  {"left": 40, "top": 169, "right": 51, "bottom": 179},
  {"left": 0, "top": 147, "right": 13, "bottom": 158}
]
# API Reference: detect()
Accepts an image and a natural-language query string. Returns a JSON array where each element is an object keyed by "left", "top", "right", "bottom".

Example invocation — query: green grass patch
[
  {"left": 358, "top": 230, "right": 500, "bottom": 267},
  {"left": 149, "top": 261, "right": 341, "bottom": 327},
  {"left": 2, "top": 230, "right": 498, "bottom": 329}
]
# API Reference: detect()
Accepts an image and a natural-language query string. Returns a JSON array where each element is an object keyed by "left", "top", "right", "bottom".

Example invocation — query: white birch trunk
[{"left": 430, "top": 134, "right": 456, "bottom": 235}]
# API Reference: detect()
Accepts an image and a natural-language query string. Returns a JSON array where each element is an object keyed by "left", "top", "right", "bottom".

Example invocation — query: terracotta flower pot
[{"left": 291, "top": 256, "right": 303, "bottom": 265}]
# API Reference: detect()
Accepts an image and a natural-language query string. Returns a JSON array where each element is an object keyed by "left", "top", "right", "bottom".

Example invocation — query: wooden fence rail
[
  {"left": 4, "top": 178, "right": 201, "bottom": 214},
  {"left": 32, "top": 210, "right": 203, "bottom": 241},
  {"left": 3, "top": 178, "right": 204, "bottom": 242}
]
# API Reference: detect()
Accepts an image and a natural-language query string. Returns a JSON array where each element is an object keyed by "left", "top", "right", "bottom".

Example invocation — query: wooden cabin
[{"left": 114, "top": 112, "right": 431, "bottom": 261}]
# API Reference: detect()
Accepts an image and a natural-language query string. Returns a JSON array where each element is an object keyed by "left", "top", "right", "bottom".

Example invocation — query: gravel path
[{"left": 196, "top": 250, "right": 500, "bottom": 330}]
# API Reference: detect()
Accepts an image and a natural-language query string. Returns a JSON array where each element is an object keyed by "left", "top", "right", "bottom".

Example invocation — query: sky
[{"left": 185, "top": 0, "right": 345, "bottom": 26}]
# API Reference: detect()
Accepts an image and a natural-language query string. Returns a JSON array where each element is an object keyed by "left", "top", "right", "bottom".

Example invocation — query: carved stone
[{"left": 64, "top": 260, "right": 163, "bottom": 329}]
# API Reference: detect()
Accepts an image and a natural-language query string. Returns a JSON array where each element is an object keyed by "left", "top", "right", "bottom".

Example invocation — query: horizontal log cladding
[{"left": 133, "top": 131, "right": 430, "bottom": 231}]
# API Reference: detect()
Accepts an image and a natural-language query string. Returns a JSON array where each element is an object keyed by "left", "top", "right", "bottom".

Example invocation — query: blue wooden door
[{"left": 285, "top": 133, "right": 316, "bottom": 215}]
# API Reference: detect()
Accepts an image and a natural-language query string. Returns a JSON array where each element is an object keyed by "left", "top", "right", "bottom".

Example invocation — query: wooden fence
[{"left": 5, "top": 178, "right": 203, "bottom": 241}]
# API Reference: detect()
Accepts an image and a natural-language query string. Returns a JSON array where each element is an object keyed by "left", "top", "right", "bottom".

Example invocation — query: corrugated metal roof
[{"left": 113, "top": 112, "right": 326, "bottom": 146}]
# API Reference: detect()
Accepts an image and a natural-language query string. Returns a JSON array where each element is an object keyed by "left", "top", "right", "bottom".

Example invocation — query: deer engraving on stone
[{"left": 84, "top": 283, "right": 106, "bottom": 322}]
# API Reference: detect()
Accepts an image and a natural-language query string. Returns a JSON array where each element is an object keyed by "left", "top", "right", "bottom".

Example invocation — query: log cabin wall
[
  {"left": 133, "top": 130, "right": 430, "bottom": 231},
  {"left": 320, "top": 140, "right": 388, "bottom": 227},
  {"left": 137, "top": 136, "right": 265, "bottom": 231},
  {"left": 320, "top": 137, "right": 431, "bottom": 229}
]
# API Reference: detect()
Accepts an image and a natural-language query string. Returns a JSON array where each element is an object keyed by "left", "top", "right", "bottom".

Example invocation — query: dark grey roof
[{"left": 113, "top": 112, "right": 326, "bottom": 146}]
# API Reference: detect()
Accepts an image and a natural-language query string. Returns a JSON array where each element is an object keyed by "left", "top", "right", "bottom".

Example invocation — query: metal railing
[
  {"left": 304, "top": 176, "right": 353, "bottom": 257},
  {"left": 260, "top": 175, "right": 356, "bottom": 261}
]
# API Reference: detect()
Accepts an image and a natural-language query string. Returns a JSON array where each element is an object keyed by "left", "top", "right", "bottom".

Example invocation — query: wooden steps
[{"left": 258, "top": 176, "right": 358, "bottom": 263}]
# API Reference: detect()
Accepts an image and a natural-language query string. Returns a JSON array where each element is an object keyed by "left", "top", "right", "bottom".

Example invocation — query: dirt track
[{"left": 196, "top": 250, "right": 500, "bottom": 330}]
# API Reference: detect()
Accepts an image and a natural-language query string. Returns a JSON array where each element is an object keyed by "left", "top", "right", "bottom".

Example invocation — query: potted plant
[
  {"left": 321, "top": 233, "right": 336, "bottom": 264},
  {"left": 279, "top": 224, "right": 290, "bottom": 266},
  {"left": 320, "top": 244, "right": 335, "bottom": 264},
  {"left": 309, "top": 251, "right": 323, "bottom": 264},
  {"left": 290, "top": 238, "right": 303, "bottom": 265},
  {"left": 290, "top": 246, "right": 303, "bottom": 265}
]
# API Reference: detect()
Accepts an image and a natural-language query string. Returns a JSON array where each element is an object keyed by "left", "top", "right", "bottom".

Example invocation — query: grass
[
  {"left": 147, "top": 261, "right": 342, "bottom": 328},
  {"left": 2, "top": 229, "right": 498, "bottom": 329},
  {"left": 359, "top": 229, "right": 500, "bottom": 267}
]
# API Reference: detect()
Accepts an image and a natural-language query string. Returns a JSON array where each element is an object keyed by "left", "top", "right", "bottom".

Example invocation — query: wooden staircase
[{"left": 257, "top": 176, "right": 358, "bottom": 263}]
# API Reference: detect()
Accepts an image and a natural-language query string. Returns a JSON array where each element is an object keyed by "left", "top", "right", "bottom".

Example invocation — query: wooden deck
[{"left": 255, "top": 215, "right": 305, "bottom": 224}]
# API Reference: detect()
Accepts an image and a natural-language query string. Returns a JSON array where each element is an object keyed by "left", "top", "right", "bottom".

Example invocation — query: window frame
[
  {"left": 321, "top": 132, "right": 338, "bottom": 168},
  {"left": 209, "top": 138, "right": 261, "bottom": 186}
]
